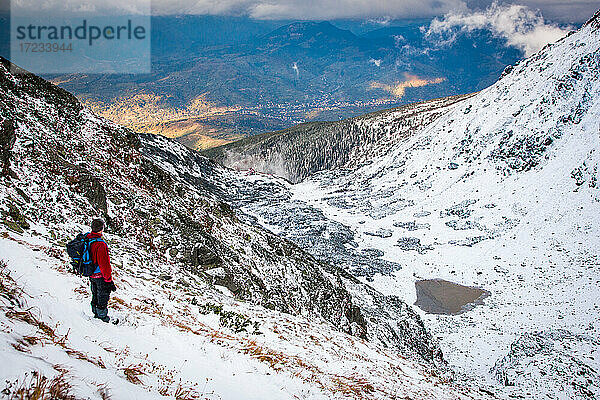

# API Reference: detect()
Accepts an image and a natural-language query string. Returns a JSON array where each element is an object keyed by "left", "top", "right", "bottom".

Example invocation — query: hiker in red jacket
[{"left": 88, "top": 218, "right": 116, "bottom": 323}]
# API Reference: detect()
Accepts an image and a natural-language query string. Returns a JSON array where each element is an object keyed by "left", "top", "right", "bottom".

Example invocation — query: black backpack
[{"left": 66, "top": 233, "right": 104, "bottom": 276}]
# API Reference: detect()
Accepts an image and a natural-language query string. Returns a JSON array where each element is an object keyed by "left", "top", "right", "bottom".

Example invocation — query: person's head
[{"left": 91, "top": 218, "right": 105, "bottom": 233}]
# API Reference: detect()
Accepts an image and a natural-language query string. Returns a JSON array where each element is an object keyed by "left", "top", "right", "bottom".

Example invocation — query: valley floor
[{"left": 291, "top": 174, "right": 600, "bottom": 383}]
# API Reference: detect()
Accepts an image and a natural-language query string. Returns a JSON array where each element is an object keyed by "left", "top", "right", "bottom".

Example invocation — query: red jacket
[{"left": 87, "top": 232, "right": 112, "bottom": 282}]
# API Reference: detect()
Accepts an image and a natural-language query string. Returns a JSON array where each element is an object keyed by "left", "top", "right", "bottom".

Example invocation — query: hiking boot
[
  {"left": 91, "top": 304, "right": 98, "bottom": 318},
  {"left": 95, "top": 314, "right": 111, "bottom": 323},
  {"left": 95, "top": 307, "right": 110, "bottom": 323}
]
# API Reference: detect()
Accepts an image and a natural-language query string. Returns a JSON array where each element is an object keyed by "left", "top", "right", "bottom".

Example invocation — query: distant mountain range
[{"left": 26, "top": 15, "right": 530, "bottom": 149}]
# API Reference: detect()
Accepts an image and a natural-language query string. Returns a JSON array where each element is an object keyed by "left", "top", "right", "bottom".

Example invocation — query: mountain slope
[
  {"left": 0, "top": 58, "right": 491, "bottom": 398},
  {"left": 204, "top": 93, "right": 473, "bottom": 183},
  {"left": 0, "top": 56, "right": 369, "bottom": 337},
  {"left": 222, "top": 9, "right": 600, "bottom": 399}
]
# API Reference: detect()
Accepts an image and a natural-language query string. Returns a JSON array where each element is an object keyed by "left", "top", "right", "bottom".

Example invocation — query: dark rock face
[
  {"left": 440, "top": 199, "right": 477, "bottom": 219},
  {"left": 584, "top": 8, "right": 600, "bottom": 30},
  {"left": 393, "top": 221, "right": 430, "bottom": 231},
  {"left": 137, "top": 132, "right": 374, "bottom": 341},
  {"left": 364, "top": 228, "right": 393, "bottom": 238},
  {"left": 0, "top": 118, "right": 16, "bottom": 177},
  {"left": 339, "top": 273, "right": 444, "bottom": 364},
  {"left": 191, "top": 243, "right": 222, "bottom": 268},
  {"left": 0, "top": 57, "right": 83, "bottom": 122},
  {"left": 63, "top": 164, "right": 108, "bottom": 215},
  {"left": 1, "top": 202, "right": 30, "bottom": 233},
  {"left": 396, "top": 237, "right": 432, "bottom": 253}
]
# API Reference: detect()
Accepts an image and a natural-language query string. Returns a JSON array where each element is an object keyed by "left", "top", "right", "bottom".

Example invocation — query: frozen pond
[{"left": 414, "top": 279, "right": 490, "bottom": 315}]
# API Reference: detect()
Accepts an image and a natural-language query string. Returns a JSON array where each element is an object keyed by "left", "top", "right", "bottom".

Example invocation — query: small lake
[{"left": 414, "top": 279, "right": 490, "bottom": 315}]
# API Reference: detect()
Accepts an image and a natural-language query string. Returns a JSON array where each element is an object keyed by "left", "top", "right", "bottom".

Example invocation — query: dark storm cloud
[
  {"left": 465, "top": 0, "right": 599, "bottom": 22},
  {"left": 10, "top": 0, "right": 598, "bottom": 23},
  {"left": 152, "top": 0, "right": 470, "bottom": 19}
]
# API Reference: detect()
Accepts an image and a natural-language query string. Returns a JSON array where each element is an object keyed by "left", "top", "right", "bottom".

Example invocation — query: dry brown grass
[
  {"left": 2, "top": 264, "right": 108, "bottom": 371},
  {"left": 6, "top": 307, "right": 108, "bottom": 369},
  {"left": 98, "top": 342, "right": 119, "bottom": 354},
  {"left": 174, "top": 382, "right": 202, "bottom": 400},
  {"left": 241, "top": 340, "right": 287, "bottom": 371},
  {"left": 65, "top": 348, "right": 106, "bottom": 369},
  {"left": 96, "top": 383, "right": 112, "bottom": 400},
  {"left": 121, "top": 364, "right": 146, "bottom": 385},
  {"left": 330, "top": 375, "right": 377, "bottom": 398},
  {"left": 0, "top": 260, "right": 26, "bottom": 307},
  {"left": 2, "top": 251, "right": 387, "bottom": 400},
  {"left": 11, "top": 333, "right": 44, "bottom": 353},
  {"left": 11, "top": 340, "right": 31, "bottom": 353},
  {"left": 161, "top": 304, "right": 386, "bottom": 399},
  {"left": 73, "top": 285, "right": 88, "bottom": 296},
  {"left": 110, "top": 296, "right": 128, "bottom": 309},
  {"left": 2, "top": 371, "right": 79, "bottom": 400},
  {"left": 5, "top": 308, "right": 56, "bottom": 337}
]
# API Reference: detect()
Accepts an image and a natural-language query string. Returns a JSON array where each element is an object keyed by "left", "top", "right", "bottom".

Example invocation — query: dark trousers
[{"left": 90, "top": 277, "right": 111, "bottom": 317}]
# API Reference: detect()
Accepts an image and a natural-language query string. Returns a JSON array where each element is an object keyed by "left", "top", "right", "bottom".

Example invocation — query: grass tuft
[
  {"left": 122, "top": 364, "right": 146, "bottom": 385},
  {"left": 96, "top": 382, "right": 112, "bottom": 400},
  {"left": 0, "top": 260, "right": 26, "bottom": 307},
  {"left": 174, "top": 382, "right": 202, "bottom": 400},
  {"left": 2, "top": 371, "right": 79, "bottom": 400}
]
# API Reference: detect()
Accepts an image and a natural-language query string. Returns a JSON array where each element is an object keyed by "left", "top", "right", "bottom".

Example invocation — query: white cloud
[
  {"left": 365, "top": 16, "right": 393, "bottom": 26},
  {"left": 465, "top": 1, "right": 599, "bottom": 23},
  {"left": 426, "top": 3, "right": 572, "bottom": 56},
  {"left": 369, "top": 58, "right": 382, "bottom": 67},
  {"left": 393, "top": 34, "right": 406, "bottom": 47},
  {"left": 244, "top": 0, "right": 469, "bottom": 20}
]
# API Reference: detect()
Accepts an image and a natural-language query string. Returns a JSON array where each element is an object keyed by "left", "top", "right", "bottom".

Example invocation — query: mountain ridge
[{"left": 203, "top": 93, "right": 474, "bottom": 183}]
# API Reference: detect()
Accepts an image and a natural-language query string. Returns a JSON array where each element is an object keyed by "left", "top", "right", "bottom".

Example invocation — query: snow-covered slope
[
  {"left": 1, "top": 229, "right": 483, "bottom": 399},
  {"left": 0, "top": 57, "right": 371, "bottom": 340},
  {"left": 0, "top": 58, "right": 486, "bottom": 398},
  {"left": 229, "top": 10, "right": 600, "bottom": 399}
]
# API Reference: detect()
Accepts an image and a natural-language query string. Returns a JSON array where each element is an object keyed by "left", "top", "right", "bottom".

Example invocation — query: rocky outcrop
[
  {"left": 492, "top": 330, "right": 600, "bottom": 399},
  {"left": 141, "top": 133, "right": 372, "bottom": 341},
  {"left": 0, "top": 118, "right": 16, "bottom": 178},
  {"left": 63, "top": 163, "right": 108, "bottom": 216}
]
